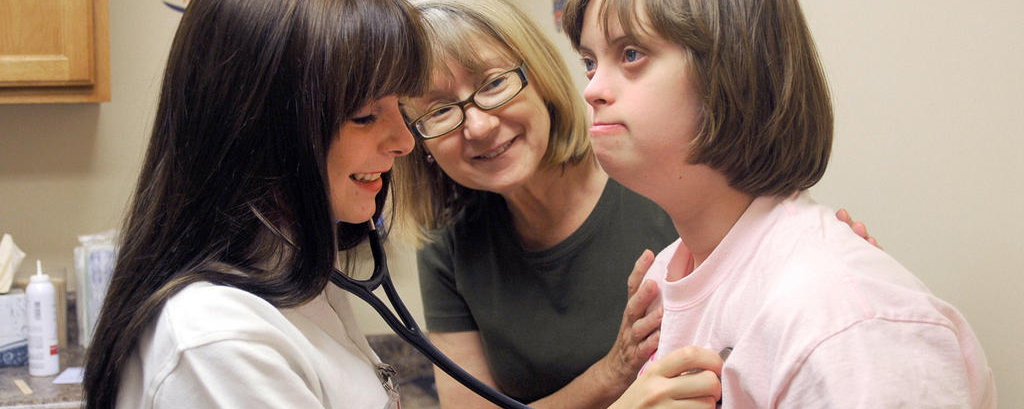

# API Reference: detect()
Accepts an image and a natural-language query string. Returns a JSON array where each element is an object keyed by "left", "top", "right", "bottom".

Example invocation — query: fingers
[
  {"left": 837, "top": 208, "right": 868, "bottom": 239},
  {"left": 836, "top": 209, "right": 883, "bottom": 249},
  {"left": 648, "top": 346, "right": 724, "bottom": 378},
  {"left": 666, "top": 370, "right": 722, "bottom": 402},
  {"left": 614, "top": 281, "right": 661, "bottom": 371},
  {"left": 627, "top": 249, "right": 656, "bottom": 298},
  {"left": 605, "top": 249, "right": 662, "bottom": 381},
  {"left": 611, "top": 376, "right": 718, "bottom": 409},
  {"left": 625, "top": 279, "right": 660, "bottom": 324},
  {"left": 835, "top": 208, "right": 851, "bottom": 224}
]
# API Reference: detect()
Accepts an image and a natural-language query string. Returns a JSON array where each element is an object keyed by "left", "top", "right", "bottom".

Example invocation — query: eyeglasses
[{"left": 405, "top": 65, "right": 528, "bottom": 140}]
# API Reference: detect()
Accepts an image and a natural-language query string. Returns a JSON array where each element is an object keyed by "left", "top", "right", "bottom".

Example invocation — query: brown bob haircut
[{"left": 562, "top": 0, "right": 833, "bottom": 197}]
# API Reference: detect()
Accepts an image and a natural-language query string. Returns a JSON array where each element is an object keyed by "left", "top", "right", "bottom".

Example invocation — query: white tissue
[{"left": 0, "top": 233, "right": 26, "bottom": 294}]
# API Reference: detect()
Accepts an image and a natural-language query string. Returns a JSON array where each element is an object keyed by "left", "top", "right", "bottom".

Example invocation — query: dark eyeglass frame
[{"left": 405, "top": 65, "right": 529, "bottom": 140}]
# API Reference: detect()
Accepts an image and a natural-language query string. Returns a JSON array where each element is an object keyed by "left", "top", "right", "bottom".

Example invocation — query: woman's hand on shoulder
[
  {"left": 836, "top": 208, "right": 881, "bottom": 249},
  {"left": 609, "top": 345, "right": 723, "bottom": 409},
  {"left": 599, "top": 250, "right": 663, "bottom": 391}
]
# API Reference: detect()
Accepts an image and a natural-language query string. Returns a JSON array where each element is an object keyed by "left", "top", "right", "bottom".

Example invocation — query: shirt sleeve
[
  {"left": 152, "top": 339, "right": 326, "bottom": 408},
  {"left": 777, "top": 318, "right": 975, "bottom": 408},
  {"left": 417, "top": 231, "right": 478, "bottom": 332}
]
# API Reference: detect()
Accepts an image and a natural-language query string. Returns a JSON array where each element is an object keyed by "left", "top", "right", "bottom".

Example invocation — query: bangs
[
  {"left": 324, "top": 0, "right": 431, "bottom": 119},
  {"left": 358, "top": 1, "right": 431, "bottom": 99},
  {"left": 597, "top": 0, "right": 658, "bottom": 43},
  {"left": 420, "top": 6, "right": 518, "bottom": 83}
]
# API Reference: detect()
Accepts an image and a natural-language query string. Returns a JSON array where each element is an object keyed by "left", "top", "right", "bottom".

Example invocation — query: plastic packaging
[
  {"left": 26, "top": 260, "right": 59, "bottom": 376},
  {"left": 74, "top": 229, "right": 117, "bottom": 347}
]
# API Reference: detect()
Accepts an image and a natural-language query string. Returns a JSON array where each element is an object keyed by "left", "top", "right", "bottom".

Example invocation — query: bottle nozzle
[{"left": 36, "top": 259, "right": 42, "bottom": 276}]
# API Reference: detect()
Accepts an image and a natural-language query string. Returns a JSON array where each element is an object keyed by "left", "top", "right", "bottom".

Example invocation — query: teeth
[
  {"left": 478, "top": 140, "right": 512, "bottom": 159},
  {"left": 351, "top": 173, "right": 382, "bottom": 182}
]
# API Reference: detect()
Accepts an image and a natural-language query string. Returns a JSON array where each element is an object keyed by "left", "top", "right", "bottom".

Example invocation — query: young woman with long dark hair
[{"left": 83, "top": 0, "right": 429, "bottom": 407}]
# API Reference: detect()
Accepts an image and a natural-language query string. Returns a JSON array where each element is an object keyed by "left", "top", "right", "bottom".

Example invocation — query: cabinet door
[{"left": 0, "top": 0, "right": 95, "bottom": 87}]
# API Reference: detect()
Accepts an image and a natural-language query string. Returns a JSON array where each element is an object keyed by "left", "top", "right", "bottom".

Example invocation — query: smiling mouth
[
  {"left": 474, "top": 138, "right": 515, "bottom": 160},
  {"left": 350, "top": 173, "right": 383, "bottom": 182}
]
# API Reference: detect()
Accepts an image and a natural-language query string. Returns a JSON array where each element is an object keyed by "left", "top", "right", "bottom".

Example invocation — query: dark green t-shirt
[{"left": 418, "top": 179, "right": 677, "bottom": 402}]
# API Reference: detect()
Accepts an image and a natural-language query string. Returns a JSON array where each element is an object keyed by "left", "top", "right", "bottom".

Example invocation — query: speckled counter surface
[
  {"left": 368, "top": 334, "right": 440, "bottom": 409},
  {"left": 0, "top": 345, "right": 84, "bottom": 408},
  {"left": 0, "top": 335, "right": 438, "bottom": 409}
]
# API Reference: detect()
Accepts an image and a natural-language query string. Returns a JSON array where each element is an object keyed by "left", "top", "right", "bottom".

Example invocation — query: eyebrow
[
  {"left": 578, "top": 34, "right": 639, "bottom": 56},
  {"left": 609, "top": 34, "right": 639, "bottom": 48}
]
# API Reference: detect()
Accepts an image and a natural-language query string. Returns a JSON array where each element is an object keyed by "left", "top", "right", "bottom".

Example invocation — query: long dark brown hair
[{"left": 82, "top": 0, "right": 429, "bottom": 407}]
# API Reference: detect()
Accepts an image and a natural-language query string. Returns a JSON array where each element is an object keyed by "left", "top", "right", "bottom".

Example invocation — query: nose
[
  {"left": 460, "top": 104, "right": 500, "bottom": 140},
  {"left": 583, "top": 68, "right": 614, "bottom": 108},
  {"left": 382, "top": 100, "right": 415, "bottom": 156}
]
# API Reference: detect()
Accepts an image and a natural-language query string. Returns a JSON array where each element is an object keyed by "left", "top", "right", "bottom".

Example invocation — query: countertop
[
  {"left": 0, "top": 345, "right": 84, "bottom": 408},
  {"left": 0, "top": 335, "right": 438, "bottom": 408}
]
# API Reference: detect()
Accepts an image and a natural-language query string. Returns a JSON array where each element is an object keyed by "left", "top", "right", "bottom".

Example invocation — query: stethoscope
[{"left": 329, "top": 221, "right": 533, "bottom": 409}]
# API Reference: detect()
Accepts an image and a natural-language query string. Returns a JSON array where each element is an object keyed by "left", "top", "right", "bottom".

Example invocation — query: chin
[
  {"left": 598, "top": 159, "right": 643, "bottom": 190},
  {"left": 334, "top": 207, "right": 375, "bottom": 224}
]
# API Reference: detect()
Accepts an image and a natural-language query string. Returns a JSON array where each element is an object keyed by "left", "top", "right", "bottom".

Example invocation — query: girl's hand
[
  {"left": 610, "top": 346, "right": 724, "bottom": 409},
  {"left": 600, "top": 249, "right": 663, "bottom": 391},
  {"left": 836, "top": 208, "right": 881, "bottom": 248}
]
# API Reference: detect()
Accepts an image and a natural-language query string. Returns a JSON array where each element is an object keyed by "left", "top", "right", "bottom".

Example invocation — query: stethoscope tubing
[{"left": 330, "top": 222, "right": 532, "bottom": 409}]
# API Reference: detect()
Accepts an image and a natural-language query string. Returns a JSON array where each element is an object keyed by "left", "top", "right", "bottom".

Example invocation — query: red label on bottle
[{"left": 50, "top": 345, "right": 58, "bottom": 355}]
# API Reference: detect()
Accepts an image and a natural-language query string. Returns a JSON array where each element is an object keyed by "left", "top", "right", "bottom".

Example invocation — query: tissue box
[{"left": 0, "top": 290, "right": 28, "bottom": 367}]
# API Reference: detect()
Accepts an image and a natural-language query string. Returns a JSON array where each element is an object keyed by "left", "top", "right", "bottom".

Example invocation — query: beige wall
[{"left": 0, "top": 0, "right": 1020, "bottom": 406}]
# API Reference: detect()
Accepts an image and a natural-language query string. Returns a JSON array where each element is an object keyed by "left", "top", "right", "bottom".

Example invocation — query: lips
[
  {"left": 350, "top": 173, "right": 382, "bottom": 182},
  {"left": 473, "top": 137, "right": 515, "bottom": 160},
  {"left": 589, "top": 120, "right": 625, "bottom": 136},
  {"left": 350, "top": 172, "right": 385, "bottom": 192}
]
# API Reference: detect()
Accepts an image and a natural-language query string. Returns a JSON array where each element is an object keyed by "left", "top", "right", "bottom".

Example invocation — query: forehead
[
  {"left": 584, "top": 0, "right": 656, "bottom": 43},
  {"left": 437, "top": 35, "right": 517, "bottom": 74},
  {"left": 429, "top": 44, "right": 516, "bottom": 89}
]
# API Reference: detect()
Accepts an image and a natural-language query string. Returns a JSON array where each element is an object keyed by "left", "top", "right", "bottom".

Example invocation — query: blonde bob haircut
[
  {"left": 562, "top": 0, "right": 833, "bottom": 197},
  {"left": 395, "top": 0, "right": 591, "bottom": 238}
]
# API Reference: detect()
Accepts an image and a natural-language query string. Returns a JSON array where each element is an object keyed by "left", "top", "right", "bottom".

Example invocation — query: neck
[
  {"left": 503, "top": 157, "right": 607, "bottom": 250},
  {"left": 658, "top": 169, "right": 753, "bottom": 281}
]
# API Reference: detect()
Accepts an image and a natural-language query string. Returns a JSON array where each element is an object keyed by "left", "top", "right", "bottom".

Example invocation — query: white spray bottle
[{"left": 26, "top": 259, "right": 59, "bottom": 376}]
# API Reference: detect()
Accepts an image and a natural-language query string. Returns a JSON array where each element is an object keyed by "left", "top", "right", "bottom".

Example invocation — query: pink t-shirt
[{"left": 645, "top": 193, "right": 996, "bottom": 408}]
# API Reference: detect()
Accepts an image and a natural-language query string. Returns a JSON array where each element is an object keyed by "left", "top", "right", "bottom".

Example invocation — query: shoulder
[
  {"left": 158, "top": 282, "right": 295, "bottom": 345},
  {"left": 119, "top": 282, "right": 324, "bottom": 408},
  {"left": 734, "top": 195, "right": 969, "bottom": 339}
]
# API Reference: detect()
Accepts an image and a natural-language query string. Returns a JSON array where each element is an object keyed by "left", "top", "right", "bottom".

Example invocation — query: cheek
[{"left": 422, "top": 139, "right": 454, "bottom": 165}]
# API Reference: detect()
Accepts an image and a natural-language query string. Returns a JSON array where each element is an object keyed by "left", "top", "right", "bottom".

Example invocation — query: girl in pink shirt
[{"left": 560, "top": 0, "right": 997, "bottom": 407}]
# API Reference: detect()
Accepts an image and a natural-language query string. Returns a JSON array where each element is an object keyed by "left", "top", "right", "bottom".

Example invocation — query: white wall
[
  {"left": 513, "top": 0, "right": 1024, "bottom": 405},
  {"left": 0, "top": 0, "right": 1019, "bottom": 406},
  {"left": 803, "top": 1, "right": 1024, "bottom": 404},
  {"left": 0, "top": 2, "right": 177, "bottom": 282}
]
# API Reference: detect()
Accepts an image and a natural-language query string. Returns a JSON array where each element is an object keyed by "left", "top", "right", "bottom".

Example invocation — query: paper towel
[{"left": 1, "top": 233, "right": 27, "bottom": 294}]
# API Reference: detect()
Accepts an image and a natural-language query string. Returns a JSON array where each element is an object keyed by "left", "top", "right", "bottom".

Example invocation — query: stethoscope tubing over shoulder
[{"left": 330, "top": 221, "right": 533, "bottom": 409}]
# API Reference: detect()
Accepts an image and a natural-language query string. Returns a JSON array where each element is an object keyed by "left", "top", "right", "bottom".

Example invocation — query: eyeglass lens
[{"left": 414, "top": 68, "right": 524, "bottom": 138}]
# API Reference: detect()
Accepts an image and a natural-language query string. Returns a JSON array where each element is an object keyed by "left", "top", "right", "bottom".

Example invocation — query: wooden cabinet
[{"left": 0, "top": 0, "right": 110, "bottom": 104}]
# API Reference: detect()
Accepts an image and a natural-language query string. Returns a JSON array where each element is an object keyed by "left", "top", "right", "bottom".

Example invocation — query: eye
[
  {"left": 581, "top": 57, "right": 596, "bottom": 77},
  {"left": 427, "top": 106, "right": 455, "bottom": 120},
  {"left": 623, "top": 48, "right": 644, "bottom": 63},
  {"left": 480, "top": 75, "right": 507, "bottom": 92},
  {"left": 351, "top": 114, "right": 377, "bottom": 125}
]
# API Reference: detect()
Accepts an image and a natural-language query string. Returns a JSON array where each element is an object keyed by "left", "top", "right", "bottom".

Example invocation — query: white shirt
[{"left": 117, "top": 281, "right": 393, "bottom": 408}]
